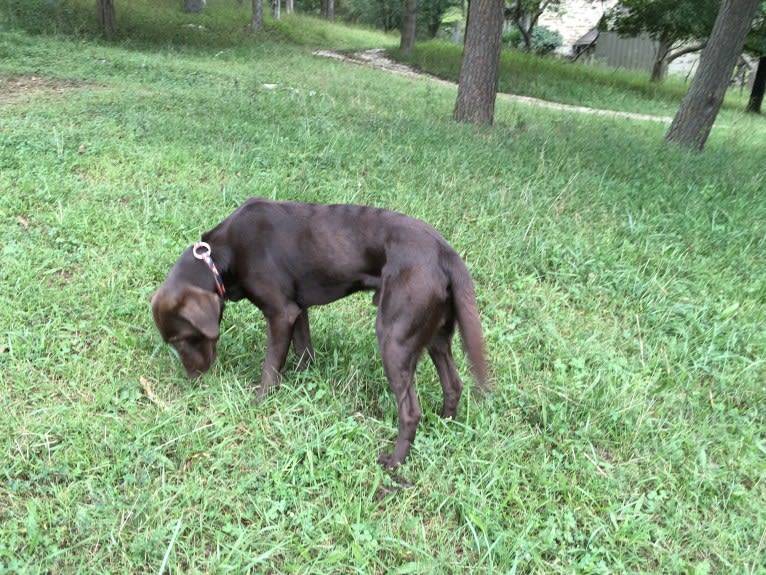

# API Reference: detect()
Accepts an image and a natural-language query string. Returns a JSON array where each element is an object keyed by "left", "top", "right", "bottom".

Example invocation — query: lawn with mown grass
[
  {"left": 394, "top": 39, "right": 754, "bottom": 118},
  {"left": 1, "top": 5, "right": 765, "bottom": 574}
]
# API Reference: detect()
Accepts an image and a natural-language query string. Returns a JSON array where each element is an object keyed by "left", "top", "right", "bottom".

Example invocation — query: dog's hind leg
[
  {"left": 375, "top": 268, "right": 446, "bottom": 468},
  {"left": 376, "top": 310, "right": 423, "bottom": 465},
  {"left": 428, "top": 321, "right": 463, "bottom": 419},
  {"left": 376, "top": 332, "right": 422, "bottom": 469}
]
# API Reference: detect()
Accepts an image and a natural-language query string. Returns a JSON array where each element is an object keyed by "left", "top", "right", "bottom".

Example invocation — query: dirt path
[{"left": 314, "top": 48, "right": 674, "bottom": 124}]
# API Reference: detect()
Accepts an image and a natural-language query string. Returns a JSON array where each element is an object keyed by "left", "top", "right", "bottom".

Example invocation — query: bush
[
  {"left": 0, "top": 0, "right": 88, "bottom": 35},
  {"left": 0, "top": 0, "right": 261, "bottom": 46},
  {"left": 531, "top": 25, "right": 562, "bottom": 55},
  {"left": 504, "top": 24, "right": 562, "bottom": 56}
]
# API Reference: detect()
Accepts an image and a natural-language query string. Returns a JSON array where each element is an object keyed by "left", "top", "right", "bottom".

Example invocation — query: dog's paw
[
  {"left": 377, "top": 452, "right": 401, "bottom": 470},
  {"left": 253, "top": 383, "right": 276, "bottom": 403}
]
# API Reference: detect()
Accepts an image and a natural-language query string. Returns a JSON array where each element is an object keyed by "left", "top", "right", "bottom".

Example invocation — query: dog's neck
[
  {"left": 190, "top": 239, "right": 247, "bottom": 302},
  {"left": 192, "top": 242, "right": 226, "bottom": 299}
]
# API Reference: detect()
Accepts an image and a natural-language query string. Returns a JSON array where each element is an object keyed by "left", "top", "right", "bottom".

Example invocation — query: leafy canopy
[{"left": 603, "top": 0, "right": 720, "bottom": 44}]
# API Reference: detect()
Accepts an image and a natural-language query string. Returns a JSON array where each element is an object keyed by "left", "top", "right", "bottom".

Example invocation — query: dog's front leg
[
  {"left": 256, "top": 303, "right": 302, "bottom": 400},
  {"left": 291, "top": 309, "right": 314, "bottom": 370}
]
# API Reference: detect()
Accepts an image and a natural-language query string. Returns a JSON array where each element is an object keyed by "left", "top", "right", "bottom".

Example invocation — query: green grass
[
  {"left": 1, "top": 5, "right": 766, "bottom": 574},
  {"left": 395, "top": 40, "right": 753, "bottom": 117},
  {"left": 0, "top": 0, "right": 396, "bottom": 50}
]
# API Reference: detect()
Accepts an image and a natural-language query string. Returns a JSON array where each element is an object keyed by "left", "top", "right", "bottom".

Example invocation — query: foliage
[
  {"left": 0, "top": 0, "right": 396, "bottom": 50},
  {"left": 0, "top": 0, "right": 259, "bottom": 46},
  {"left": 318, "top": 0, "right": 460, "bottom": 38},
  {"left": 602, "top": 0, "right": 721, "bottom": 81},
  {"left": 506, "top": 0, "right": 561, "bottom": 52},
  {"left": 503, "top": 25, "right": 562, "bottom": 55},
  {"left": 602, "top": 0, "right": 720, "bottom": 48},
  {"left": 434, "top": 6, "right": 464, "bottom": 43},
  {"left": 745, "top": 2, "right": 766, "bottom": 55},
  {"left": 2, "top": 7, "right": 766, "bottom": 574},
  {"left": 338, "top": 0, "right": 403, "bottom": 31},
  {"left": 418, "top": 0, "right": 463, "bottom": 39}
]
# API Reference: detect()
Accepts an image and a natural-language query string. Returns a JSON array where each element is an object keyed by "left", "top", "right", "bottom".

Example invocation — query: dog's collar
[{"left": 193, "top": 241, "right": 226, "bottom": 299}]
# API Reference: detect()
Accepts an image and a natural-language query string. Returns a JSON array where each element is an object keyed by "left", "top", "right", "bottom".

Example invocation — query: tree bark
[
  {"left": 400, "top": 0, "right": 418, "bottom": 54},
  {"left": 252, "top": 0, "right": 263, "bottom": 30},
  {"left": 453, "top": 0, "right": 504, "bottom": 125},
  {"left": 650, "top": 37, "right": 671, "bottom": 83},
  {"left": 746, "top": 55, "right": 766, "bottom": 113},
  {"left": 271, "top": 0, "right": 280, "bottom": 20},
  {"left": 184, "top": 0, "right": 206, "bottom": 13},
  {"left": 666, "top": 0, "right": 760, "bottom": 150},
  {"left": 96, "top": 0, "right": 116, "bottom": 33},
  {"left": 321, "top": 0, "right": 334, "bottom": 20}
]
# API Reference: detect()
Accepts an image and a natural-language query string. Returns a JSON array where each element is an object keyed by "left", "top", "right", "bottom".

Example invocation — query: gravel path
[{"left": 314, "top": 48, "right": 674, "bottom": 124}]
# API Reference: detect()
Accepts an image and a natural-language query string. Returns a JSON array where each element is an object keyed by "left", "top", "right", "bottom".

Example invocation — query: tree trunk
[
  {"left": 184, "top": 0, "right": 206, "bottom": 13},
  {"left": 666, "top": 0, "right": 760, "bottom": 150},
  {"left": 400, "top": 0, "right": 418, "bottom": 54},
  {"left": 252, "top": 0, "right": 263, "bottom": 30},
  {"left": 519, "top": 26, "right": 533, "bottom": 52},
  {"left": 463, "top": 0, "right": 470, "bottom": 44},
  {"left": 271, "top": 0, "right": 280, "bottom": 20},
  {"left": 96, "top": 0, "right": 116, "bottom": 33},
  {"left": 746, "top": 55, "right": 766, "bottom": 113},
  {"left": 285, "top": 0, "right": 293, "bottom": 14},
  {"left": 321, "top": 0, "right": 334, "bottom": 20},
  {"left": 453, "top": 0, "right": 504, "bottom": 125},
  {"left": 650, "top": 37, "right": 671, "bottom": 83}
]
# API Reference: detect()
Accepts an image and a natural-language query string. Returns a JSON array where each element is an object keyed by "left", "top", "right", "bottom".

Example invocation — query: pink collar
[{"left": 192, "top": 242, "right": 226, "bottom": 299}]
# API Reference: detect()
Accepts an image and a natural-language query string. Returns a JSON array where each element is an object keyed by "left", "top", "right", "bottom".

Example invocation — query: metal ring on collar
[{"left": 193, "top": 241, "right": 211, "bottom": 260}]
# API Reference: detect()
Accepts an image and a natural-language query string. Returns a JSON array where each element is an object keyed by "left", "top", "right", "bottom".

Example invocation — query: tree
[
  {"left": 184, "top": 0, "right": 206, "bottom": 13},
  {"left": 400, "top": 0, "right": 418, "bottom": 53},
  {"left": 421, "top": 0, "right": 462, "bottom": 39},
  {"left": 745, "top": 3, "right": 766, "bottom": 112},
  {"left": 747, "top": 56, "right": 766, "bottom": 112},
  {"left": 252, "top": 0, "right": 264, "bottom": 30},
  {"left": 453, "top": 0, "right": 504, "bottom": 125},
  {"left": 321, "top": 0, "right": 335, "bottom": 20},
  {"left": 666, "top": 0, "right": 760, "bottom": 150},
  {"left": 96, "top": 0, "right": 116, "bottom": 33},
  {"left": 603, "top": 0, "right": 720, "bottom": 82},
  {"left": 506, "top": 0, "right": 561, "bottom": 53}
]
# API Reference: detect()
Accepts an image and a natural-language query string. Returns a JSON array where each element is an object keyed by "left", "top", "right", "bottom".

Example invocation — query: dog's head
[{"left": 151, "top": 284, "right": 224, "bottom": 378}]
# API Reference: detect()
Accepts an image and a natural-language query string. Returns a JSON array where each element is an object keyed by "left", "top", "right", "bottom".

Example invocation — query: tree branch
[{"left": 667, "top": 41, "right": 707, "bottom": 63}]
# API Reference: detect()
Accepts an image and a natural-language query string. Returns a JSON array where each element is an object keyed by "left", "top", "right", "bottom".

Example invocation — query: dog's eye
[
  {"left": 169, "top": 338, "right": 192, "bottom": 353},
  {"left": 170, "top": 334, "right": 202, "bottom": 346}
]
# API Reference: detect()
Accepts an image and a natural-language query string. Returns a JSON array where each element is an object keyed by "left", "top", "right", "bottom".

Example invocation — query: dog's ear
[{"left": 177, "top": 287, "right": 222, "bottom": 340}]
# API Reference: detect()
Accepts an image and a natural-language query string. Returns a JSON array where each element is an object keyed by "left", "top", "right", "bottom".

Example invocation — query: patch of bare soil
[
  {"left": 314, "top": 49, "right": 673, "bottom": 124},
  {"left": 0, "top": 75, "right": 88, "bottom": 105}
]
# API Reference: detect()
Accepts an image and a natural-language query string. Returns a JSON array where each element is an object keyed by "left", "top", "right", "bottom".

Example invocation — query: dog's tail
[{"left": 447, "top": 251, "right": 490, "bottom": 395}]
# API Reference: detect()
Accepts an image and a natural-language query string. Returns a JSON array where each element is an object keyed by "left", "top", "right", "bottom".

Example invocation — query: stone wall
[{"left": 538, "top": 0, "right": 618, "bottom": 56}]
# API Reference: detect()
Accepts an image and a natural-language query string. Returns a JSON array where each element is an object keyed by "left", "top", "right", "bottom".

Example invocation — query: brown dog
[{"left": 152, "top": 198, "right": 488, "bottom": 467}]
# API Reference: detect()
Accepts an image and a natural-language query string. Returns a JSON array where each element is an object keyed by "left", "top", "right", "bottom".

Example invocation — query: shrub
[{"left": 504, "top": 24, "right": 563, "bottom": 56}]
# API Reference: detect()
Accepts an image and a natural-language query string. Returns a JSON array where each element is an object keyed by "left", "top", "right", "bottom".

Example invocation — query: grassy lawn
[
  {"left": 1, "top": 3, "right": 765, "bottom": 574},
  {"left": 394, "top": 40, "right": 753, "bottom": 118}
]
